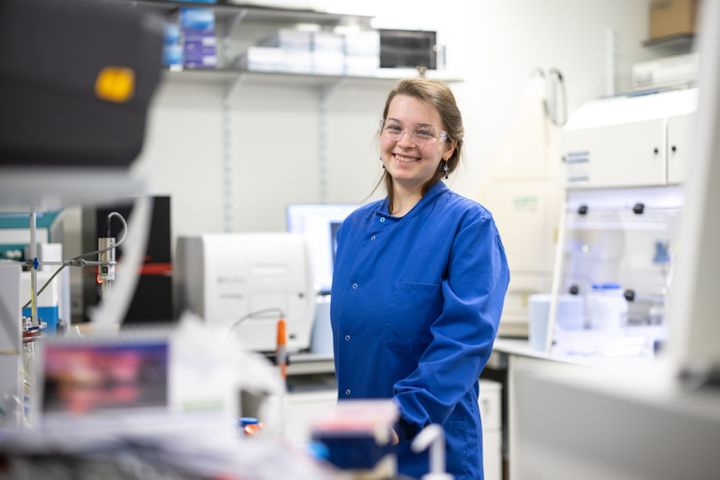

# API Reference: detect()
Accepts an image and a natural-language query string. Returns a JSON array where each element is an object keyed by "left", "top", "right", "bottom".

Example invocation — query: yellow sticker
[{"left": 95, "top": 67, "right": 135, "bottom": 103}]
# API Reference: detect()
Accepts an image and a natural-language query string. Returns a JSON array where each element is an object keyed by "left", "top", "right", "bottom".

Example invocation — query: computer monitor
[{"left": 286, "top": 204, "right": 358, "bottom": 294}]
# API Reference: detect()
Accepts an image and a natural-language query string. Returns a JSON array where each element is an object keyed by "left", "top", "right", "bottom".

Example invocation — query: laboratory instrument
[{"left": 175, "top": 233, "right": 315, "bottom": 352}]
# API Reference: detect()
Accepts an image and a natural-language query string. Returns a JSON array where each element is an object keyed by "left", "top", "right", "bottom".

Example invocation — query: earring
[{"left": 443, "top": 160, "right": 449, "bottom": 179}]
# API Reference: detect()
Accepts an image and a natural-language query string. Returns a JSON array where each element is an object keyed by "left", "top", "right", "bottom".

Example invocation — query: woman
[{"left": 330, "top": 78, "right": 509, "bottom": 479}]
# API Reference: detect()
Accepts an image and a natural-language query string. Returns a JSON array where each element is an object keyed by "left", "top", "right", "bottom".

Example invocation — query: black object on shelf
[
  {"left": 379, "top": 29, "right": 437, "bottom": 70},
  {"left": 642, "top": 33, "right": 695, "bottom": 53}
]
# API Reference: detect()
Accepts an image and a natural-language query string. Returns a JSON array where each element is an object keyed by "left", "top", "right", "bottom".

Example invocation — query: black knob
[
  {"left": 653, "top": 147, "right": 659, "bottom": 155},
  {"left": 569, "top": 285, "right": 580, "bottom": 295},
  {"left": 577, "top": 205, "right": 589, "bottom": 215},
  {"left": 671, "top": 145, "right": 677, "bottom": 153},
  {"left": 624, "top": 289, "right": 635, "bottom": 302},
  {"left": 632, "top": 203, "right": 645, "bottom": 215}
]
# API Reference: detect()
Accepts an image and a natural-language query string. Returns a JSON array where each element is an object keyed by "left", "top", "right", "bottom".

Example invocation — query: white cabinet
[
  {"left": 559, "top": 89, "right": 697, "bottom": 189},
  {"left": 666, "top": 112, "right": 696, "bottom": 184},
  {"left": 480, "top": 379, "right": 503, "bottom": 480},
  {"left": 562, "top": 119, "right": 666, "bottom": 188},
  {"left": 283, "top": 389, "right": 338, "bottom": 445}
]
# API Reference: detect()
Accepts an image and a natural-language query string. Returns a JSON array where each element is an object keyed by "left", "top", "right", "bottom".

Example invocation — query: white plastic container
[
  {"left": 529, "top": 294, "right": 585, "bottom": 351},
  {"left": 587, "top": 283, "right": 628, "bottom": 330}
]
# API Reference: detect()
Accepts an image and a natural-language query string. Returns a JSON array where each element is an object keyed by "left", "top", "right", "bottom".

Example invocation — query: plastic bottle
[{"left": 588, "top": 283, "right": 628, "bottom": 330}]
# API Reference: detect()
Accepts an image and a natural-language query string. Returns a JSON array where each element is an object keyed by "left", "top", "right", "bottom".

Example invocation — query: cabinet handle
[
  {"left": 653, "top": 147, "right": 659, "bottom": 155},
  {"left": 671, "top": 145, "right": 677, "bottom": 153}
]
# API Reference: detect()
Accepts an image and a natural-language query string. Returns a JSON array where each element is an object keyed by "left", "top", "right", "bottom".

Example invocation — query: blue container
[{"left": 22, "top": 306, "right": 59, "bottom": 334}]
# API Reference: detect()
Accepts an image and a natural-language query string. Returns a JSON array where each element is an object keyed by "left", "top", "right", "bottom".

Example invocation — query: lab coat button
[
  {"left": 371, "top": 235, "right": 376, "bottom": 240},
  {"left": 352, "top": 283, "right": 358, "bottom": 289},
  {"left": 380, "top": 217, "right": 386, "bottom": 223},
  {"left": 345, "top": 389, "right": 351, "bottom": 396},
  {"left": 345, "top": 335, "right": 351, "bottom": 341}
]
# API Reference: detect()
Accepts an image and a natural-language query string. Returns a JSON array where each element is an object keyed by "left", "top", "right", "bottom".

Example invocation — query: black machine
[
  {"left": 81, "top": 196, "right": 174, "bottom": 325},
  {"left": 379, "top": 29, "right": 437, "bottom": 71},
  {"left": 0, "top": 0, "right": 163, "bottom": 167}
]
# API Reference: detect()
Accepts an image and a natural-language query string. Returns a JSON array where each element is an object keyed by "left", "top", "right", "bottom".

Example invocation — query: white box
[
  {"left": 313, "top": 31, "right": 344, "bottom": 52},
  {"left": 344, "top": 54, "right": 380, "bottom": 75},
  {"left": 312, "top": 50, "right": 345, "bottom": 75},
  {"left": 238, "top": 46, "right": 286, "bottom": 72},
  {"left": 344, "top": 30, "right": 380, "bottom": 56},
  {"left": 259, "top": 29, "right": 312, "bottom": 51},
  {"left": 241, "top": 46, "right": 312, "bottom": 73}
]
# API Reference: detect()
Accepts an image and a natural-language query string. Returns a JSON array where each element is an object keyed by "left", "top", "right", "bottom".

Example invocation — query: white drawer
[{"left": 479, "top": 379, "right": 502, "bottom": 431}]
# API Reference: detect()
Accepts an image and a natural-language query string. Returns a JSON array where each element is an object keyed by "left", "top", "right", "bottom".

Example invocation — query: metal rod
[{"left": 29, "top": 208, "right": 38, "bottom": 327}]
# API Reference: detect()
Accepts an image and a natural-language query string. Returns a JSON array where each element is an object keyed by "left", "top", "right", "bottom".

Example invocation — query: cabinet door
[
  {"left": 561, "top": 119, "right": 666, "bottom": 188},
  {"left": 283, "top": 390, "right": 337, "bottom": 445},
  {"left": 667, "top": 113, "right": 696, "bottom": 185},
  {"left": 483, "top": 430, "right": 502, "bottom": 480},
  {"left": 479, "top": 380, "right": 502, "bottom": 431}
]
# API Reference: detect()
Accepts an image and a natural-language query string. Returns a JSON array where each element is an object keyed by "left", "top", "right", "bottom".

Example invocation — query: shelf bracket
[
  {"left": 318, "top": 78, "right": 347, "bottom": 203},
  {"left": 221, "top": 9, "right": 248, "bottom": 69},
  {"left": 221, "top": 74, "right": 245, "bottom": 233}
]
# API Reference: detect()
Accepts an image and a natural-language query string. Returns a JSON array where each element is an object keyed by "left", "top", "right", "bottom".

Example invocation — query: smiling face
[{"left": 380, "top": 94, "right": 455, "bottom": 192}]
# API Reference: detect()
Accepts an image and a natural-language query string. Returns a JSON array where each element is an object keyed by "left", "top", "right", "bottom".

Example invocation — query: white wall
[{"left": 132, "top": 0, "right": 663, "bottom": 243}]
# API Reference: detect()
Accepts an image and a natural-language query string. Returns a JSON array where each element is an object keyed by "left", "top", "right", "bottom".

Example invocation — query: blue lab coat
[{"left": 330, "top": 181, "right": 510, "bottom": 480}]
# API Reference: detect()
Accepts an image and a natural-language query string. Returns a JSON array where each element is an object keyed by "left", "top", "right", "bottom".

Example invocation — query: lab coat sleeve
[{"left": 393, "top": 215, "right": 510, "bottom": 438}]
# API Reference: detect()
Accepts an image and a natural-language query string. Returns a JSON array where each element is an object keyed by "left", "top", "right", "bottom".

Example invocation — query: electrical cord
[
  {"left": 227, "top": 307, "right": 285, "bottom": 336},
  {"left": 21, "top": 212, "right": 128, "bottom": 311}
]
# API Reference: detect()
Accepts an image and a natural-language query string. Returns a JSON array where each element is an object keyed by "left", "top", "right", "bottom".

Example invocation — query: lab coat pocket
[{"left": 386, "top": 281, "right": 443, "bottom": 342}]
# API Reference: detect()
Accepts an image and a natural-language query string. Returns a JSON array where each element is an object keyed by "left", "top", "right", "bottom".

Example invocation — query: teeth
[{"left": 394, "top": 154, "right": 418, "bottom": 163}]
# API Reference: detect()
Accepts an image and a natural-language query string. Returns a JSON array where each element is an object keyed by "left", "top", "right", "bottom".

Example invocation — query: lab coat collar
[{"left": 377, "top": 181, "right": 449, "bottom": 221}]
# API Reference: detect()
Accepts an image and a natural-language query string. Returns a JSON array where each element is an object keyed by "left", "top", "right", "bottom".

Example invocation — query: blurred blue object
[{"left": 312, "top": 432, "right": 393, "bottom": 470}]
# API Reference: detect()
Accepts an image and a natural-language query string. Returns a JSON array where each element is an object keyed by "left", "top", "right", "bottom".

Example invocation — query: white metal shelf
[
  {"left": 120, "top": 0, "right": 374, "bottom": 27},
  {"left": 162, "top": 67, "right": 464, "bottom": 86}
]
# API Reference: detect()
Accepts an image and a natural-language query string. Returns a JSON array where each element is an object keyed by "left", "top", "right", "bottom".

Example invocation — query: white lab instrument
[
  {"left": 559, "top": 88, "right": 697, "bottom": 189},
  {"left": 632, "top": 53, "right": 699, "bottom": 92},
  {"left": 175, "top": 233, "right": 315, "bottom": 353},
  {"left": 0, "top": 262, "right": 22, "bottom": 427}
]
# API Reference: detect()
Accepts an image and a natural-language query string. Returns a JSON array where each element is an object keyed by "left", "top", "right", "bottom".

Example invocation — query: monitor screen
[
  {"left": 41, "top": 340, "right": 169, "bottom": 415},
  {"left": 286, "top": 204, "right": 357, "bottom": 294}
]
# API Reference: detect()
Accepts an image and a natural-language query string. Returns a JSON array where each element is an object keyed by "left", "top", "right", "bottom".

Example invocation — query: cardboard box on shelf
[{"left": 649, "top": 0, "right": 699, "bottom": 40}]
